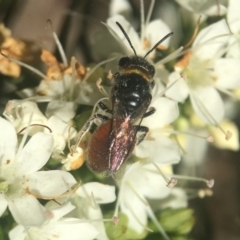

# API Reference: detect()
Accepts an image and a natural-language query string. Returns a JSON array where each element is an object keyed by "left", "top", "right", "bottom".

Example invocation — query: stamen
[
  {"left": 145, "top": 0, "right": 155, "bottom": 29},
  {"left": 15, "top": 96, "right": 54, "bottom": 103},
  {"left": 75, "top": 218, "right": 114, "bottom": 223},
  {"left": 102, "top": 22, "right": 130, "bottom": 54},
  {"left": 70, "top": 56, "right": 76, "bottom": 98},
  {"left": 151, "top": 161, "right": 178, "bottom": 188},
  {"left": 126, "top": 181, "right": 149, "bottom": 206},
  {"left": 215, "top": 0, "right": 221, "bottom": 16},
  {"left": 215, "top": 86, "right": 240, "bottom": 101},
  {"left": 125, "top": 201, "right": 153, "bottom": 233},
  {"left": 156, "top": 46, "right": 184, "bottom": 65},
  {"left": 47, "top": 19, "right": 68, "bottom": 67},
  {"left": 161, "top": 129, "right": 214, "bottom": 142},
  {"left": 173, "top": 135, "right": 187, "bottom": 155},
  {"left": 146, "top": 207, "right": 170, "bottom": 240},
  {"left": 158, "top": 75, "right": 182, "bottom": 97},
  {"left": 96, "top": 78, "right": 109, "bottom": 97},
  {"left": 79, "top": 183, "right": 97, "bottom": 209},
  {"left": 190, "top": 33, "right": 231, "bottom": 58},
  {"left": 90, "top": 192, "right": 99, "bottom": 210},
  {"left": 17, "top": 124, "right": 52, "bottom": 134},
  {"left": 184, "top": 16, "right": 202, "bottom": 48},
  {"left": 107, "top": 70, "right": 114, "bottom": 80},
  {"left": 140, "top": 0, "right": 145, "bottom": 43},
  {"left": 82, "top": 57, "right": 116, "bottom": 83},
  {"left": 113, "top": 182, "right": 123, "bottom": 220},
  {"left": 16, "top": 112, "right": 33, "bottom": 160},
  {"left": 0, "top": 50, "right": 48, "bottom": 80},
  {"left": 26, "top": 182, "right": 81, "bottom": 199},
  {"left": 192, "top": 93, "right": 232, "bottom": 140},
  {"left": 172, "top": 174, "right": 215, "bottom": 188}
]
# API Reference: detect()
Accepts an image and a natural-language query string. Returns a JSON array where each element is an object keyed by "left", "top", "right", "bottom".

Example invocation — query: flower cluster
[{"left": 0, "top": 0, "right": 239, "bottom": 239}]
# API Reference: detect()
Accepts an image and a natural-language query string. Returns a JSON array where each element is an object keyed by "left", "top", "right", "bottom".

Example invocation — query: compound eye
[
  {"left": 148, "top": 65, "right": 155, "bottom": 77},
  {"left": 119, "top": 57, "right": 130, "bottom": 67}
]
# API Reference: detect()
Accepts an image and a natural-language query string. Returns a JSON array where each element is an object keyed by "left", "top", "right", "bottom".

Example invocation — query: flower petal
[
  {"left": 109, "top": 0, "right": 132, "bottom": 17},
  {"left": 130, "top": 163, "right": 171, "bottom": 199},
  {"left": 46, "top": 202, "right": 75, "bottom": 222},
  {"left": 227, "top": 0, "right": 240, "bottom": 33},
  {"left": 0, "top": 194, "right": 8, "bottom": 217},
  {"left": 193, "top": 19, "right": 230, "bottom": 60},
  {"left": 42, "top": 219, "right": 99, "bottom": 240},
  {"left": 16, "top": 132, "right": 53, "bottom": 174},
  {"left": 135, "top": 134, "right": 181, "bottom": 164},
  {"left": 226, "top": 36, "right": 240, "bottom": 59},
  {"left": 190, "top": 86, "right": 224, "bottom": 124},
  {"left": 214, "top": 58, "right": 240, "bottom": 89},
  {"left": 165, "top": 72, "right": 189, "bottom": 103},
  {"left": 146, "top": 19, "right": 171, "bottom": 49},
  {"left": 0, "top": 117, "right": 17, "bottom": 164},
  {"left": 46, "top": 101, "right": 77, "bottom": 122},
  {"left": 142, "top": 97, "right": 179, "bottom": 129},
  {"left": 4, "top": 101, "right": 47, "bottom": 135},
  {"left": 159, "top": 188, "right": 188, "bottom": 209},
  {"left": 106, "top": 15, "right": 140, "bottom": 54},
  {"left": 27, "top": 170, "right": 77, "bottom": 197},
  {"left": 120, "top": 187, "right": 147, "bottom": 234},
  {"left": 46, "top": 116, "right": 77, "bottom": 139},
  {"left": 77, "top": 182, "right": 116, "bottom": 204},
  {"left": 9, "top": 225, "right": 25, "bottom": 240},
  {"left": 8, "top": 194, "right": 46, "bottom": 226},
  {"left": 203, "top": 4, "right": 227, "bottom": 16}
]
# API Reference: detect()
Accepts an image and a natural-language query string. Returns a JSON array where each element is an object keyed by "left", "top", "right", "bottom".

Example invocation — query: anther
[
  {"left": 166, "top": 178, "right": 178, "bottom": 188},
  {"left": 112, "top": 216, "right": 119, "bottom": 226},
  {"left": 172, "top": 174, "right": 215, "bottom": 188},
  {"left": 226, "top": 130, "right": 232, "bottom": 140}
]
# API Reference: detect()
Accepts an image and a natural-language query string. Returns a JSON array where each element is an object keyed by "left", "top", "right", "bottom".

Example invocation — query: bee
[{"left": 80, "top": 22, "right": 173, "bottom": 175}]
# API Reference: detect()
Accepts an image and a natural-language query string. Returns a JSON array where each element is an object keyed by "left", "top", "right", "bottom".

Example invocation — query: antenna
[
  {"left": 143, "top": 32, "right": 173, "bottom": 59},
  {"left": 116, "top": 22, "right": 137, "bottom": 56}
]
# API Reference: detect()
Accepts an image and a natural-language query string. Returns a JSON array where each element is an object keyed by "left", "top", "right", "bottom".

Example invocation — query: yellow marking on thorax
[{"left": 120, "top": 68, "right": 151, "bottom": 81}]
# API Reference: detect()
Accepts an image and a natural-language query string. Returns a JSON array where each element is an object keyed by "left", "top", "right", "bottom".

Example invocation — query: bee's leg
[
  {"left": 75, "top": 113, "right": 110, "bottom": 147},
  {"left": 98, "top": 101, "right": 112, "bottom": 114},
  {"left": 143, "top": 107, "right": 156, "bottom": 118},
  {"left": 134, "top": 126, "right": 149, "bottom": 145}
]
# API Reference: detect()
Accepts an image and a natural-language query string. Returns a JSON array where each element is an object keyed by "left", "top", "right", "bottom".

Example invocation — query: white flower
[
  {"left": 175, "top": 0, "right": 227, "bottom": 16},
  {"left": 226, "top": 0, "right": 240, "bottom": 58},
  {"left": 66, "top": 182, "right": 116, "bottom": 240},
  {"left": 109, "top": 0, "right": 132, "bottom": 19},
  {"left": 134, "top": 94, "right": 181, "bottom": 165},
  {"left": 36, "top": 73, "right": 103, "bottom": 106},
  {"left": 116, "top": 162, "right": 174, "bottom": 234},
  {"left": 165, "top": 20, "right": 239, "bottom": 126},
  {"left": 3, "top": 100, "right": 77, "bottom": 155},
  {"left": 0, "top": 117, "right": 76, "bottom": 227},
  {"left": 106, "top": 14, "right": 171, "bottom": 59},
  {"left": 9, "top": 202, "right": 99, "bottom": 240}
]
